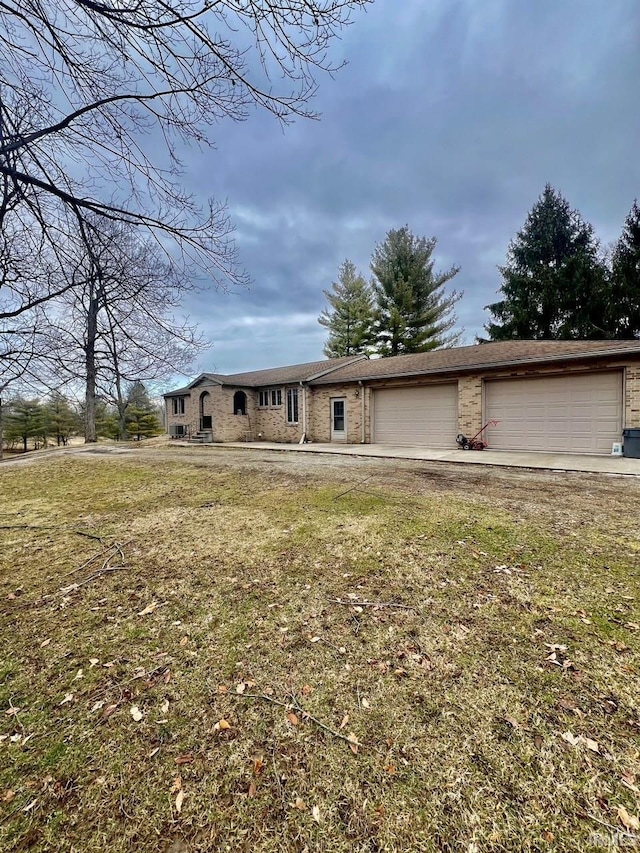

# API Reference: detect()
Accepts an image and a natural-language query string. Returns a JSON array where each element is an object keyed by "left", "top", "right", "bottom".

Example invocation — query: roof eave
[{"left": 312, "top": 346, "right": 640, "bottom": 385}]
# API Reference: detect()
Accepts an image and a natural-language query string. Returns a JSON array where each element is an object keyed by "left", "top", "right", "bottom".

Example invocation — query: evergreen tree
[
  {"left": 3, "top": 398, "right": 46, "bottom": 451},
  {"left": 125, "top": 382, "right": 162, "bottom": 440},
  {"left": 318, "top": 260, "right": 374, "bottom": 357},
  {"left": 44, "top": 392, "right": 80, "bottom": 446},
  {"left": 371, "top": 226, "right": 461, "bottom": 356},
  {"left": 485, "top": 185, "right": 607, "bottom": 340},
  {"left": 608, "top": 200, "right": 640, "bottom": 338}
]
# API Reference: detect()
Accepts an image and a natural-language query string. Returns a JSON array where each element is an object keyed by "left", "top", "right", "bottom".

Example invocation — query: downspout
[
  {"left": 299, "top": 381, "right": 307, "bottom": 443},
  {"left": 359, "top": 381, "right": 365, "bottom": 444}
]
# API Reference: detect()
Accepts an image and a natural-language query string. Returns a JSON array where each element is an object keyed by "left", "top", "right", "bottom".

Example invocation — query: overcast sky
[{"left": 178, "top": 0, "right": 639, "bottom": 377}]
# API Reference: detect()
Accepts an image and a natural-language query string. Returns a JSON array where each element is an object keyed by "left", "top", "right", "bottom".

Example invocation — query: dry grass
[{"left": 0, "top": 448, "right": 639, "bottom": 852}]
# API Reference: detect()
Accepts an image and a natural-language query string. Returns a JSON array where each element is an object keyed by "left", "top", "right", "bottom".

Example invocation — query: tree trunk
[
  {"left": 0, "top": 396, "right": 3, "bottom": 461},
  {"left": 84, "top": 277, "right": 99, "bottom": 443}
]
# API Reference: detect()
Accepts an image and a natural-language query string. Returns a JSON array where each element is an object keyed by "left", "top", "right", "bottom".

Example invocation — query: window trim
[
  {"left": 258, "top": 388, "right": 282, "bottom": 408},
  {"left": 286, "top": 388, "right": 299, "bottom": 424},
  {"left": 171, "top": 396, "right": 186, "bottom": 416}
]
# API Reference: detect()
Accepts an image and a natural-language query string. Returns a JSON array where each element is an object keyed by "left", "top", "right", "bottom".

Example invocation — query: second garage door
[
  {"left": 373, "top": 384, "right": 458, "bottom": 447},
  {"left": 485, "top": 372, "right": 623, "bottom": 454}
]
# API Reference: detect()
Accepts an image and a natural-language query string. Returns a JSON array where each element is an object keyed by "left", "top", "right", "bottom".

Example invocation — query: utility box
[{"left": 622, "top": 428, "right": 640, "bottom": 459}]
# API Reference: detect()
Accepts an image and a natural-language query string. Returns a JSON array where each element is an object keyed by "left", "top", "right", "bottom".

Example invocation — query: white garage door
[
  {"left": 373, "top": 384, "right": 458, "bottom": 447},
  {"left": 485, "top": 372, "right": 623, "bottom": 455}
]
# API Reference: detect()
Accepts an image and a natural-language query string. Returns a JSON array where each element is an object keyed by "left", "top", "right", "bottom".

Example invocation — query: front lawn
[{"left": 1, "top": 450, "right": 639, "bottom": 852}]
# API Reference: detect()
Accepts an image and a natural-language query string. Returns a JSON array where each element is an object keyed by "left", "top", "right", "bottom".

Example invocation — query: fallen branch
[
  {"left": 577, "top": 810, "right": 638, "bottom": 841},
  {"left": 327, "top": 597, "right": 417, "bottom": 612},
  {"left": 60, "top": 565, "right": 126, "bottom": 594},
  {"left": 233, "top": 692, "right": 368, "bottom": 751},
  {"left": 332, "top": 475, "right": 374, "bottom": 501}
]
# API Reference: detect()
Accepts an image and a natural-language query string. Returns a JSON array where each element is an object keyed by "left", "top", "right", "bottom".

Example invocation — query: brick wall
[
  {"left": 625, "top": 364, "right": 640, "bottom": 428},
  {"left": 307, "top": 383, "right": 365, "bottom": 443},
  {"left": 254, "top": 386, "right": 303, "bottom": 443},
  {"left": 457, "top": 375, "right": 483, "bottom": 437}
]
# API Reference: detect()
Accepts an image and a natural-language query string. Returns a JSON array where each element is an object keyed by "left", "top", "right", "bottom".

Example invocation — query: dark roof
[
  {"left": 163, "top": 356, "right": 365, "bottom": 396},
  {"left": 310, "top": 340, "right": 640, "bottom": 385}
]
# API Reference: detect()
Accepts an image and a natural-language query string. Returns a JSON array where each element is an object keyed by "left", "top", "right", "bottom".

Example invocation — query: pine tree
[
  {"left": 125, "top": 382, "right": 161, "bottom": 440},
  {"left": 485, "top": 185, "right": 607, "bottom": 340},
  {"left": 371, "top": 226, "right": 461, "bottom": 356},
  {"left": 44, "top": 392, "right": 80, "bottom": 446},
  {"left": 3, "top": 399, "right": 46, "bottom": 451},
  {"left": 608, "top": 200, "right": 640, "bottom": 338},
  {"left": 318, "top": 260, "right": 374, "bottom": 358}
]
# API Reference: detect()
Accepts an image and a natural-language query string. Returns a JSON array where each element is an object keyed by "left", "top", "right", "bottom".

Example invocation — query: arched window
[{"left": 233, "top": 390, "right": 247, "bottom": 416}]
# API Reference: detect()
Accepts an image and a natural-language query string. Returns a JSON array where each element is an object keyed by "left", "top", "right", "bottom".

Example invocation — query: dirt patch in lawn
[{"left": 0, "top": 448, "right": 639, "bottom": 852}]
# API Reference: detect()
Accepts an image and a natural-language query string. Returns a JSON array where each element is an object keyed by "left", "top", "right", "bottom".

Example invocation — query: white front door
[{"left": 331, "top": 397, "right": 347, "bottom": 441}]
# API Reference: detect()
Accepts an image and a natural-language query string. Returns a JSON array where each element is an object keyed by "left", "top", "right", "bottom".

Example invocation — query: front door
[{"left": 331, "top": 398, "right": 347, "bottom": 441}]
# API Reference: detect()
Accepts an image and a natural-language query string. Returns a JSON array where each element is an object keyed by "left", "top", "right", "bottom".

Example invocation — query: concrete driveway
[{"left": 214, "top": 441, "right": 640, "bottom": 476}]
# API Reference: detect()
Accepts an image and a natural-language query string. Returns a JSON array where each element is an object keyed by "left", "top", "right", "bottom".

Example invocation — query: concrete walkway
[{"left": 210, "top": 441, "right": 640, "bottom": 476}]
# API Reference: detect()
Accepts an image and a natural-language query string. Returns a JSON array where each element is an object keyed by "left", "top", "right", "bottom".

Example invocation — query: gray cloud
[{"left": 179, "top": 0, "right": 640, "bottom": 375}]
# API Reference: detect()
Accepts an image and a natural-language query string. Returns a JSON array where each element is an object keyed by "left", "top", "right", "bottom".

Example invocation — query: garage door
[
  {"left": 485, "top": 372, "right": 623, "bottom": 454},
  {"left": 373, "top": 384, "right": 458, "bottom": 447}
]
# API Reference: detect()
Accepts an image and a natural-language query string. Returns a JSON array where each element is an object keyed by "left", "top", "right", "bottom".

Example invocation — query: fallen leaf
[
  {"left": 286, "top": 711, "right": 300, "bottom": 726},
  {"left": 504, "top": 715, "right": 521, "bottom": 730},
  {"left": 102, "top": 703, "right": 118, "bottom": 719},
  {"left": 248, "top": 780, "right": 257, "bottom": 798},
  {"left": 59, "top": 693, "right": 73, "bottom": 706},
  {"left": 130, "top": 705, "right": 143, "bottom": 722},
  {"left": 583, "top": 737, "right": 600, "bottom": 754},
  {"left": 561, "top": 730, "right": 581, "bottom": 746},
  {"left": 361, "top": 698, "right": 371, "bottom": 710},
  {"left": 175, "top": 790, "right": 185, "bottom": 814},
  {"left": 347, "top": 732, "right": 359, "bottom": 755},
  {"left": 617, "top": 805, "right": 640, "bottom": 831},
  {"left": 312, "top": 805, "right": 321, "bottom": 824},
  {"left": 88, "top": 658, "right": 99, "bottom": 668},
  {"left": 2, "top": 790, "right": 15, "bottom": 803},
  {"left": 385, "top": 764, "right": 396, "bottom": 774},
  {"left": 621, "top": 773, "right": 640, "bottom": 794},
  {"left": 235, "top": 682, "right": 246, "bottom": 695},
  {"left": 75, "top": 668, "right": 83, "bottom": 680},
  {"left": 179, "top": 636, "right": 188, "bottom": 647},
  {"left": 148, "top": 747, "right": 160, "bottom": 758},
  {"left": 253, "top": 757, "right": 264, "bottom": 775},
  {"left": 170, "top": 776, "right": 182, "bottom": 794},
  {"left": 160, "top": 699, "right": 170, "bottom": 714},
  {"left": 293, "top": 797, "right": 306, "bottom": 811},
  {"left": 138, "top": 601, "right": 159, "bottom": 616},
  {"left": 163, "top": 669, "right": 171, "bottom": 684},
  {"left": 339, "top": 713, "right": 349, "bottom": 730},
  {"left": 40, "top": 638, "right": 51, "bottom": 648},
  {"left": 310, "top": 636, "right": 321, "bottom": 643},
  {"left": 217, "top": 684, "right": 228, "bottom": 694},
  {"left": 23, "top": 799, "right": 38, "bottom": 813},
  {"left": 214, "top": 719, "right": 231, "bottom": 732},
  {"left": 301, "top": 684, "right": 313, "bottom": 697},
  {"left": 5, "top": 706, "right": 19, "bottom": 716},
  {"left": 175, "top": 754, "right": 194, "bottom": 765}
]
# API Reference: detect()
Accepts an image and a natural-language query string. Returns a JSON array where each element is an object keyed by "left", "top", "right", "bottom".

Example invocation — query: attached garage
[
  {"left": 373, "top": 384, "right": 458, "bottom": 447},
  {"left": 484, "top": 372, "right": 623, "bottom": 454}
]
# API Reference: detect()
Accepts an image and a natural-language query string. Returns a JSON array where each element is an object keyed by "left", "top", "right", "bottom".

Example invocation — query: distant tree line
[
  {"left": 1, "top": 382, "right": 162, "bottom": 456},
  {"left": 319, "top": 189, "right": 640, "bottom": 356}
]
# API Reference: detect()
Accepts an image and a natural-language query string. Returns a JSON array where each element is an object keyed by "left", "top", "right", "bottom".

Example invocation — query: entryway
[{"left": 331, "top": 397, "right": 347, "bottom": 441}]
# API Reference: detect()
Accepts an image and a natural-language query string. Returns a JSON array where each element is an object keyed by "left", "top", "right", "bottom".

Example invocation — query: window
[
  {"left": 233, "top": 390, "right": 247, "bottom": 415},
  {"left": 286, "top": 388, "right": 299, "bottom": 424},
  {"left": 258, "top": 388, "right": 282, "bottom": 407},
  {"left": 169, "top": 424, "right": 186, "bottom": 437},
  {"left": 172, "top": 396, "right": 185, "bottom": 415}
]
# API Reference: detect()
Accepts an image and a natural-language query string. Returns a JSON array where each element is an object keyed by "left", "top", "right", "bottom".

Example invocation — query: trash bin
[{"left": 622, "top": 428, "right": 640, "bottom": 459}]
